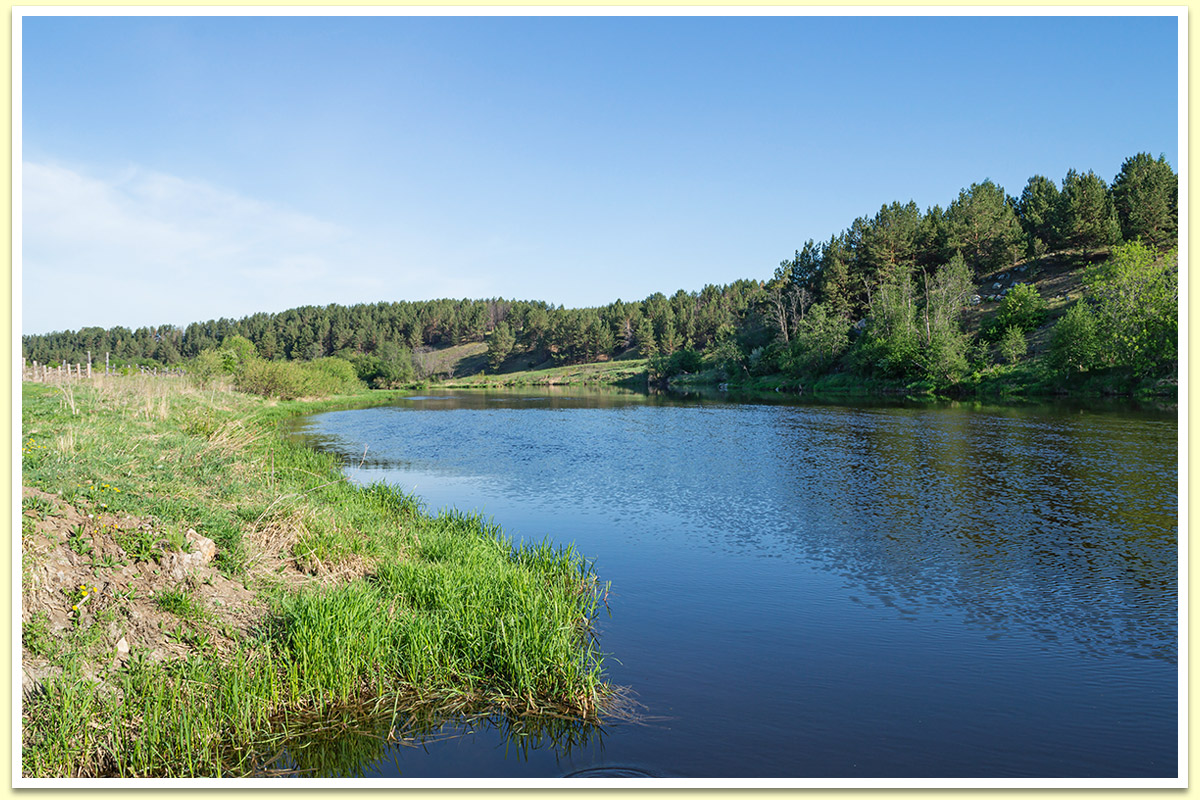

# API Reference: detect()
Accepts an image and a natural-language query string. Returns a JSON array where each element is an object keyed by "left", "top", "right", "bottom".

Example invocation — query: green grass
[
  {"left": 20, "top": 375, "right": 612, "bottom": 777},
  {"left": 154, "top": 586, "right": 206, "bottom": 619}
]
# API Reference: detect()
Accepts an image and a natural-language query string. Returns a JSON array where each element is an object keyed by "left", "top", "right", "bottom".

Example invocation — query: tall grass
[{"left": 21, "top": 376, "right": 612, "bottom": 777}]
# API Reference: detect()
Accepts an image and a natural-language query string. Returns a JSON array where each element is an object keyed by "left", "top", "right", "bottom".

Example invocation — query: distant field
[
  {"left": 438, "top": 357, "right": 649, "bottom": 388},
  {"left": 414, "top": 342, "right": 489, "bottom": 379}
]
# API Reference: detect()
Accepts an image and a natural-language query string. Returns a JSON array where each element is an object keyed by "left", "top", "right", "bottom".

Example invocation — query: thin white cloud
[{"left": 20, "top": 161, "right": 485, "bottom": 334}]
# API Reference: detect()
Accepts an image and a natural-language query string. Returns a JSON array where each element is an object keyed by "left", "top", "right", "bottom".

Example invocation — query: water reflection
[{"left": 241, "top": 703, "right": 612, "bottom": 778}]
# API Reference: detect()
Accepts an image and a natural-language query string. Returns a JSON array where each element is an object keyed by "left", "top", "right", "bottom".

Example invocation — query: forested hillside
[{"left": 23, "top": 152, "right": 1178, "bottom": 396}]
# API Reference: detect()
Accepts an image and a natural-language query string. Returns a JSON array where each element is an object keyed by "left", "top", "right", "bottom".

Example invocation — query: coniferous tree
[
  {"left": 914, "top": 204, "right": 950, "bottom": 269},
  {"left": 816, "top": 234, "right": 854, "bottom": 320},
  {"left": 635, "top": 316, "right": 657, "bottom": 359},
  {"left": 789, "top": 240, "right": 824, "bottom": 296},
  {"left": 487, "top": 321, "right": 515, "bottom": 371},
  {"left": 1057, "top": 169, "right": 1121, "bottom": 257},
  {"left": 945, "top": 180, "right": 1025, "bottom": 276},
  {"left": 1111, "top": 152, "right": 1177, "bottom": 249},
  {"left": 659, "top": 319, "right": 679, "bottom": 355},
  {"left": 1015, "top": 174, "right": 1062, "bottom": 257},
  {"left": 860, "top": 201, "right": 921, "bottom": 285}
]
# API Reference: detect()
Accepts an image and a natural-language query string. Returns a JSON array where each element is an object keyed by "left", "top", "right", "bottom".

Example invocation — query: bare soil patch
[{"left": 21, "top": 486, "right": 269, "bottom": 695}]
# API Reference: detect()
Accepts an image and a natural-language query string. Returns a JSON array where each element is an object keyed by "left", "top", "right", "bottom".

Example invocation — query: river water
[{"left": 285, "top": 389, "right": 1179, "bottom": 780}]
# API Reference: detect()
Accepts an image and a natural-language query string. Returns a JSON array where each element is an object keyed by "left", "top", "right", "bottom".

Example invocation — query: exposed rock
[{"left": 162, "top": 530, "right": 218, "bottom": 581}]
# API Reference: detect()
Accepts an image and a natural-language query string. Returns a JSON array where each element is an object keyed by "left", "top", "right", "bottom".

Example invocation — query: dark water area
[{"left": 285, "top": 389, "right": 1179, "bottom": 780}]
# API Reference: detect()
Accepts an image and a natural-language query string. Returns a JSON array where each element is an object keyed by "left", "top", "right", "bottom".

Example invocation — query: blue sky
[{"left": 20, "top": 13, "right": 1180, "bottom": 335}]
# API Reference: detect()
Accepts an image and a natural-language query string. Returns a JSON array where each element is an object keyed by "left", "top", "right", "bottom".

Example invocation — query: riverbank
[
  {"left": 664, "top": 362, "right": 1178, "bottom": 402},
  {"left": 20, "top": 376, "right": 611, "bottom": 778}
]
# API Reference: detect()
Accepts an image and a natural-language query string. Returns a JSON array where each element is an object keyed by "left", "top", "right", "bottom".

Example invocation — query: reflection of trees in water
[
  {"left": 761, "top": 406, "right": 1178, "bottom": 664},
  {"left": 237, "top": 700, "right": 621, "bottom": 778}
]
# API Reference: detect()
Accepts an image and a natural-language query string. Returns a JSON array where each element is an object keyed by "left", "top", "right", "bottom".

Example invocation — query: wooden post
[{"left": 106, "top": 352, "right": 110, "bottom": 375}]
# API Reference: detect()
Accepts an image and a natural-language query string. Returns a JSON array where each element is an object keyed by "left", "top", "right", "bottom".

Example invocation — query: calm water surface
[{"left": 286, "top": 389, "right": 1178, "bottom": 779}]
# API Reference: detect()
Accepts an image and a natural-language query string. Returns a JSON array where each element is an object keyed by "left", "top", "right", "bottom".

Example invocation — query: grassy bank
[{"left": 20, "top": 375, "right": 611, "bottom": 777}]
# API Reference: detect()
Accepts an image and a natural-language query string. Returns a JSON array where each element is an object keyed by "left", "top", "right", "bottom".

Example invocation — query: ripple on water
[{"left": 563, "top": 766, "right": 658, "bottom": 778}]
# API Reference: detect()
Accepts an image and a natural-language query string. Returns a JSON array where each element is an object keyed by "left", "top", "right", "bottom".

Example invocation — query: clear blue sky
[{"left": 20, "top": 13, "right": 1180, "bottom": 335}]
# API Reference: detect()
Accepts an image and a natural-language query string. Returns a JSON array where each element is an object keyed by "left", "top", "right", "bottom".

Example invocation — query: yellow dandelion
[{"left": 71, "top": 605, "right": 78, "bottom": 611}]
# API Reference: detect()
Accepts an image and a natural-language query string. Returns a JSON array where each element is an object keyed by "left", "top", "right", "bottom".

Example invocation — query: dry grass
[{"left": 201, "top": 419, "right": 262, "bottom": 459}]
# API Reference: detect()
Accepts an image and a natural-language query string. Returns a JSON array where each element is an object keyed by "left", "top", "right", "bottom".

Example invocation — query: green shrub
[
  {"left": 1084, "top": 240, "right": 1177, "bottom": 376},
  {"left": 788, "top": 303, "right": 850, "bottom": 376},
  {"left": 651, "top": 348, "right": 703, "bottom": 378},
  {"left": 305, "top": 357, "right": 363, "bottom": 393},
  {"left": 999, "top": 325, "right": 1028, "bottom": 364},
  {"left": 1047, "top": 301, "right": 1101, "bottom": 375},
  {"left": 187, "top": 350, "right": 225, "bottom": 384},
  {"left": 235, "top": 360, "right": 312, "bottom": 399},
  {"left": 235, "top": 357, "right": 363, "bottom": 399},
  {"left": 219, "top": 335, "right": 258, "bottom": 364},
  {"left": 986, "top": 283, "right": 1045, "bottom": 339}
]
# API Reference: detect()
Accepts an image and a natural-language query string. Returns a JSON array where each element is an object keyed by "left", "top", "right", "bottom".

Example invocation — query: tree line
[{"left": 23, "top": 152, "right": 1176, "bottom": 390}]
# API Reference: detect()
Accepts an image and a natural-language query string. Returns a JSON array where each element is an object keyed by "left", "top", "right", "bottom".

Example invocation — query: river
[{"left": 285, "top": 388, "right": 1179, "bottom": 780}]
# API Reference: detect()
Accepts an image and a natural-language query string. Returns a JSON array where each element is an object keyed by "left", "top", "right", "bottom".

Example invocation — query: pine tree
[
  {"left": 635, "top": 316, "right": 657, "bottom": 359},
  {"left": 1057, "top": 169, "right": 1121, "bottom": 257},
  {"left": 1111, "top": 152, "right": 1177, "bottom": 249},
  {"left": 1015, "top": 174, "right": 1062, "bottom": 256},
  {"left": 487, "top": 321, "right": 515, "bottom": 371},
  {"left": 945, "top": 180, "right": 1025, "bottom": 276}
]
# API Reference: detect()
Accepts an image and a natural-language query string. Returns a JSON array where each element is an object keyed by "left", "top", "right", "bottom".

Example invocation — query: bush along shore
[{"left": 20, "top": 375, "right": 613, "bottom": 778}]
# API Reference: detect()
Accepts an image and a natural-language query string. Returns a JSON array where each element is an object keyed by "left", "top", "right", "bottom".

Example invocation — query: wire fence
[{"left": 22, "top": 355, "right": 187, "bottom": 382}]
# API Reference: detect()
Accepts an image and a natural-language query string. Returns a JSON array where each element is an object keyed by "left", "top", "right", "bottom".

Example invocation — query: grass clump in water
[{"left": 269, "top": 513, "right": 606, "bottom": 716}]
